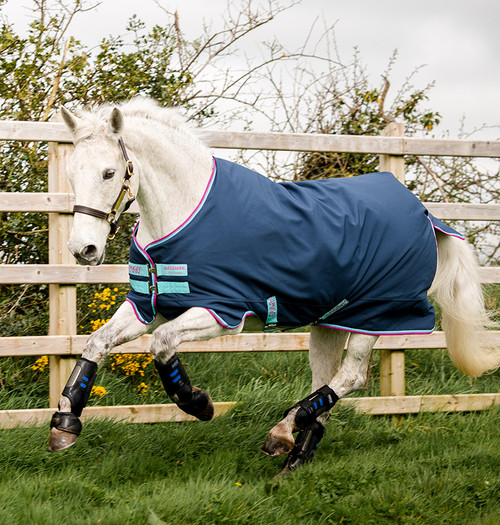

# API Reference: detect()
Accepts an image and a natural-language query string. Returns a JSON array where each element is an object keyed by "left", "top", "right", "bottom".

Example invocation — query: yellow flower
[
  {"left": 91, "top": 318, "right": 109, "bottom": 332},
  {"left": 90, "top": 385, "right": 107, "bottom": 398},
  {"left": 31, "top": 355, "right": 48, "bottom": 372},
  {"left": 110, "top": 353, "right": 153, "bottom": 377},
  {"left": 137, "top": 382, "right": 148, "bottom": 395}
]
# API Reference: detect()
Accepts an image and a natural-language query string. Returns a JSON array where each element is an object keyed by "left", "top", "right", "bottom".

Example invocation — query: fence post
[
  {"left": 48, "top": 141, "right": 77, "bottom": 408},
  {"left": 378, "top": 123, "right": 406, "bottom": 397}
]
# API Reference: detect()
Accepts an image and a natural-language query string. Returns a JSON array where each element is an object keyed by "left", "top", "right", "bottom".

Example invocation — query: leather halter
[{"left": 73, "top": 137, "right": 136, "bottom": 239}]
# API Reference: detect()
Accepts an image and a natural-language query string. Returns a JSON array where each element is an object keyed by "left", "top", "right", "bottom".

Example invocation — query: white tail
[{"left": 430, "top": 231, "right": 500, "bottom": 377}]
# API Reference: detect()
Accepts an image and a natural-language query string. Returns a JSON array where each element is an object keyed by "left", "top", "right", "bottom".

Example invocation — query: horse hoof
[
  {"left": 47, "top": 427, "right": 78, "bottom": 452},
  {"left": 261, "top": 432, "right": 295, "bottom": 456},
  {"left": 179, "top": 387, "right": 214, "bottom": 421},
  {"left": 195, "top": 395, "right": 214, "bottom": 421}
]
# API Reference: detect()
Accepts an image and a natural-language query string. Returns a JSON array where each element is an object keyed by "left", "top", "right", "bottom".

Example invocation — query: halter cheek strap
[{"left": 73, "top": 137, "right": 136, "bottom": 239}]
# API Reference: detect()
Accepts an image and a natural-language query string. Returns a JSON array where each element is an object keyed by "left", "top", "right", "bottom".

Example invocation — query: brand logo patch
[
  {"left": 128, "top": 263, "right": 149, "bottom": 278},
  {"left": 157, "top": 264, "right": 188, "bottom": 277},
  {"left": 266, "top": 296, "right": 278, "bottom": 325}
]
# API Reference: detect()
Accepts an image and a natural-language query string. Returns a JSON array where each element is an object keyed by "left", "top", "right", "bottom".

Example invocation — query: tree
[
  {"left": 1, "top": 0, "right": 497, "bottom": 341},
  {"left": 0, "top": 0, "right": 304, "bottom": 335},
  {"left": 219, "top": 25, "right": 499, "bottom": 262}
]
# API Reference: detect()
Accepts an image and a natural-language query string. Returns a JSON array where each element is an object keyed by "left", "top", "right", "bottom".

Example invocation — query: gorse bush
[
  {"left": 80, "top": 287, "right": 124, "bottom": 334},
  {"left": 24, "top": 285, "right": 157, "bottom": 399},
  {"left": 81, "top": 286, "right": 157, "bottom": 396}
]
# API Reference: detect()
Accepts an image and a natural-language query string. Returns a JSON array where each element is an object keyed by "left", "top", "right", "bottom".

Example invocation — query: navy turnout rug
[{"left": 126, "top": 157, "right": 463, "bottom": 335}]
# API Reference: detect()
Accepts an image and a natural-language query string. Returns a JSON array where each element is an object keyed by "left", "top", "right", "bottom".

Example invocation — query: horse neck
[{"left": 125, "top": 125, "right": 213, "bottom": 246}]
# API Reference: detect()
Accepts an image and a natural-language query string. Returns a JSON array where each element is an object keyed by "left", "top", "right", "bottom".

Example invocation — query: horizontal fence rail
[
  {"left": 2, "top": 394, "right": 500, "bottom": 429},
  {"left": 1, "top": 264, "right": 500, "bottom": 285},
  {"left": 1, "top": 121, "right": 500, "bottom": 157},
  {"left": 3, "top": 193, "right": 500, "bottom": 221},
  {"left": 2, "top": 331, "right": 500, "bottom": 357},
  {"left": 0, "top": 120, "right": 499, "bottom": 427}
]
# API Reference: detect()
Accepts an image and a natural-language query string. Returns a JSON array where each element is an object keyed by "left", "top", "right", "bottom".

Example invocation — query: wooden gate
[{"left": 0, "top": 120, "right": 499, "bottom": 427}]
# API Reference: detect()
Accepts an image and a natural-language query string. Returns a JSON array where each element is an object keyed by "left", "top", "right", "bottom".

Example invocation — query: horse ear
[
  {"left": 107, "top": 107, "right": 124, "bottom": 135},
  {"left": 60, "top": 106, "right": 80, "bottom": 135}
]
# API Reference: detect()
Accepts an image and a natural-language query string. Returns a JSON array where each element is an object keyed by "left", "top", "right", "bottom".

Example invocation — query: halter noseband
[{"left": 73, "top": 137, "right": 136, "bottom": 239}]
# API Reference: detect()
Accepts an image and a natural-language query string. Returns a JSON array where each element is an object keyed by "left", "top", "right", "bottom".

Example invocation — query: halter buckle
[
  {"left": 107, "top": 219, "right": 120, "bottom": 240},
  {"left": 126, "top": 159, "right": 134, "bottom": 177}
]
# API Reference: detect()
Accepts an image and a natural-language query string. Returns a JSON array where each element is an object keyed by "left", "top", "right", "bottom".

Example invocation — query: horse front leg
[
  {"left": 48, "top": 301, "right": 159, "bottom": 452},
  {"left": 262, "top": 332, "right": 378, "bottom": 471},
  {"left": 149, "top": 307, "right": 240, "bottom": 421}
]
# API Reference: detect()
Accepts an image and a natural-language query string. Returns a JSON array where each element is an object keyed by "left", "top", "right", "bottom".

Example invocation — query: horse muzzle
[
  {"left": 69, "top": 242, "right": 106, "bottom": 266},
  {"left": 68, "top": 207, "right": 111, "bottom": 265}
]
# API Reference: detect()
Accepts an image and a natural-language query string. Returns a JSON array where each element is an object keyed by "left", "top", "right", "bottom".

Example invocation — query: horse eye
[{"left": 102, "top": 169, "right": 116, "bottom": 180}]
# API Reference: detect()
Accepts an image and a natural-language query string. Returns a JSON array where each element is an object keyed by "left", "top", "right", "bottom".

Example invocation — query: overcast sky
[{"left": 2, "top": 0, "right": 499, "bottom": 141}]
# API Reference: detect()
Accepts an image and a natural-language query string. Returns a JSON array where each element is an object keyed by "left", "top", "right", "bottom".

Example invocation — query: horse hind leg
[
  {"left": 261, "top": 327, "right": 347, "bottom": 459},
  {"left": 48, "top": 301, "right": 157, "bottom": 452},
  {"left": 263, "top": 331, "right": 378, "bottom": 476},
  {"left": 280, "top": 327, "right": 349, "bottom": 472}
]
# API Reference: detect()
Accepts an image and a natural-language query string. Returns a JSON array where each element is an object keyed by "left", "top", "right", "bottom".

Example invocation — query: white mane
[{"left": 71, "top": 97, "right": 198, "bottom": 145}]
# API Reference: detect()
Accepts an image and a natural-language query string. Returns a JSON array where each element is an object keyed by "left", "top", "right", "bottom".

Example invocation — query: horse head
[{"left": 61, "top": 106, "right": 138, "bottom": 265}]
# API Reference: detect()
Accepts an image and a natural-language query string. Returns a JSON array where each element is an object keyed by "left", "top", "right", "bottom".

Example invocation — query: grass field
[{"left": 0, "top": 350, "right": 499, "bottom": 524}]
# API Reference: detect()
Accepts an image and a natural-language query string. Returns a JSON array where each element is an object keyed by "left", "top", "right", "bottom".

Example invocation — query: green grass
[
  {"left": 1, "top": 349, "right": 500, "bottom": 524},
  {"left": 2, "top": 348, "right": 499, "bottom": 411},
  {"left": 0, "top": 405, "right": 499, "bottom": 524},
  {"left": 1, "top": 311, "right": 500, "bottom": 525}
]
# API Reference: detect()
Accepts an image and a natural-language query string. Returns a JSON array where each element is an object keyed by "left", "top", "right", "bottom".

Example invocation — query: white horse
[{"left": 49, "top": 98, "right": 499, "bottom": 475}]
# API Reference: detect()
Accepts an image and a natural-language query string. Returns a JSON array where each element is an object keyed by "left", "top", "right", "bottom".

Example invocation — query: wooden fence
[{"left": 0, "top": 120, "right": 499, "bottom": 428}]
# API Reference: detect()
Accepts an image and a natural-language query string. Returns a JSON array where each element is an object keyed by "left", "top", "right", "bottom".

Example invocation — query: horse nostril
[{"left": 81, "top": 244, "right": 98, "bottom": 260}]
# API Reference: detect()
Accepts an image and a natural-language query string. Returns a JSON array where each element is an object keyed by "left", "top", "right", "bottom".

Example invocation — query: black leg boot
[
  {"left": 155, "top": 354, "right": 214, "bottom": 421},
  {"left": 47, "top": 357, "right": 98, "bottom": 451},
  {"left": 281, "top": 421, "right": 325, "bottom": 473}
]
